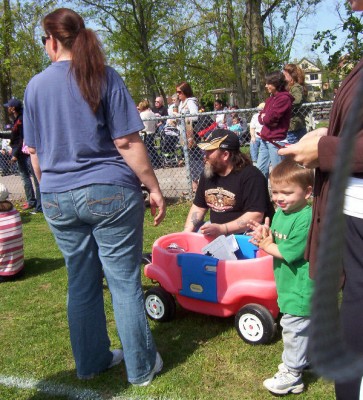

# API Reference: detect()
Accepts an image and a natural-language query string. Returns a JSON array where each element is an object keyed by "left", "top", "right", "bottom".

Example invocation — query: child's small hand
[
  {"left": 258, "top": 232, "right": 273, "bottom": 251},
  {"left": 248, "top": 218, "right": 271, "bottom": 247}
]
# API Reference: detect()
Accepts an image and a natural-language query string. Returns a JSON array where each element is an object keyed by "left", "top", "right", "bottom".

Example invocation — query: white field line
[
  {"left": 0, "top": 375, "right": 102, "bottom": 399},
  {"left": 0, "top": 374, "right": 171, "bottom": 399}
]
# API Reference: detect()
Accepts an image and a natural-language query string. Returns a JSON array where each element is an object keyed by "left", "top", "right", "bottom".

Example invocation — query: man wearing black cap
[
  {"left": 184, "top": 129, "right": 273, "bottom": 237},
  {"left": 3, "top": 98, "right": 41, "bottom": 212}
]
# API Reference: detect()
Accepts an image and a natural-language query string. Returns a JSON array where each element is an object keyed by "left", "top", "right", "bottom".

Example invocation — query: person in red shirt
[{"left": 256, "top": 71, "right": 294, "bottom": 179}]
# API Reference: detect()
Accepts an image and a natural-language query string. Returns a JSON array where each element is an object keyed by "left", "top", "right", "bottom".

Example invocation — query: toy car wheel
[
  {"left": 145, "top": 287, "right": 176, "bottom": 322},
  {"left": 235, "top": 304, "right": 276, "bottom": 345}
]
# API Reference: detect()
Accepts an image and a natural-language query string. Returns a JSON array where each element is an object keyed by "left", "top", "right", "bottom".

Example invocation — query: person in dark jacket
[
  {"left": 279, "top": 3, "right": 363, "bottom": 398},
  {"left": 3, "top": 98, "right": 41, "bottom": 212},
  {"left": 256, "top": 71, "right": 294, "bottom": 179}
]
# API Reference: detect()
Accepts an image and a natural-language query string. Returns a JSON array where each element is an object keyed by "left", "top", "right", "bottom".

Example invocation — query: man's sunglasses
[{"left": 41, "top": 36, "right": 50, "bottom": 46}]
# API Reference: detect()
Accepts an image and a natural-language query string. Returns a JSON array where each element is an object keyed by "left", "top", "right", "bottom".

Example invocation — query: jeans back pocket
[{"left": 86, "top": 184, "right": 125, "bottom": 216}]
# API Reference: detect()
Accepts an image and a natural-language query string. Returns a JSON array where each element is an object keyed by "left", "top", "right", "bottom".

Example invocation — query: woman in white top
[{"left": 176, "top": 81, "right": 202, "bottom": 192}]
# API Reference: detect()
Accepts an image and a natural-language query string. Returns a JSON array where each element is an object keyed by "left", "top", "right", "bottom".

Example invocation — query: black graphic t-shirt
[{"left": 193, "top": 165, "right": 273, "bottom": 225}]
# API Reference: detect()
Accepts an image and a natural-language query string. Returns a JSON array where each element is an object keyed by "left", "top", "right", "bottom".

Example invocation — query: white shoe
[
  {"left": 263, "top": 369, "right": 304, "bottom": 395},
  {"left": 133, "top": 352, "right": 163, "bottom": 386},
  {"left": 78, "top": 349, "right": 123, "bottom": 380}
]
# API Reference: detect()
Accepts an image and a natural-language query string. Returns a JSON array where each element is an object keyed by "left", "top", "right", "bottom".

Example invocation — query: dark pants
[
  {"left": 17, "top": 154, "right": 42, "bottom": 211},
  {"left": 335, "top": 215, "right": 363, "bottom": 400},
  {"left": 188, "top": 146, "right": 204, "bottom": 182},
  {"left": 143, "top": 133, "right": 161, "bottom": 169}
]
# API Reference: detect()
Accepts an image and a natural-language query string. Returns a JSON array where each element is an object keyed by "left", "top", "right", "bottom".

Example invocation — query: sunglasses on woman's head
[{"left": 41, "top": 36, "right": 50, "bottom": 46}]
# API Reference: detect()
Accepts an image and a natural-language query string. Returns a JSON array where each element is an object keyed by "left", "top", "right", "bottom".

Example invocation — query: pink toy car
[{"left": 144, "top": 232, "right": 279, "bottom": 345}]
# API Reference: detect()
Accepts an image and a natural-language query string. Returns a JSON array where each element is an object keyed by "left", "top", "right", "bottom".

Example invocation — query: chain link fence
[{"left": 0, "top": 101, "right": 332, "bottom": 202}]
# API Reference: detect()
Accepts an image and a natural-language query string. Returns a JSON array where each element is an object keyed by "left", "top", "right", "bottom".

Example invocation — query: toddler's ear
[{"left": 305, "top": 185, "right": 313, "bottom": 199}]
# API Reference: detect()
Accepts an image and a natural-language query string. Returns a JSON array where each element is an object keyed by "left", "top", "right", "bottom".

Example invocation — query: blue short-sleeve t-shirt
[{"left": 23, "top": 61, "right": 145, "bottom": 192}]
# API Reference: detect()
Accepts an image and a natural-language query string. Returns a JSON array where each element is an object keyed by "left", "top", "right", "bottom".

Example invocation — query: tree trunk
[
  {"left": 247, "top": 0, "right": 267, "bottom": 106},
  {"left": 0, "top": 0, "right": 12, "bottom": 125},
  {"left": 226, "top": 0, "right": 245, "bottom": 107}
]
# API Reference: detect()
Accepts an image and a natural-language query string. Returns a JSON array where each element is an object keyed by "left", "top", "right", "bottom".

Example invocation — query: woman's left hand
[{"left": 278, "top": 135, "right": 321, "bottom": 168}]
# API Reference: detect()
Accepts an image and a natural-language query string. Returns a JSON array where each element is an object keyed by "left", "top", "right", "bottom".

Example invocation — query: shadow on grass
[
  {"left": 24, "top": 315, "right": 231, "bottom": 399},
  {"left": 22, "top": 257, "right": 65, "bottom": 279},
  {"left": 24, "top": 366, "right": 129, "bottom": 400}
]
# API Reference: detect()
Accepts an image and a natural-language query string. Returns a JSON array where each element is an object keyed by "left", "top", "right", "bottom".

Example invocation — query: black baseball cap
[
  {"left": 3, "top": 98, "right": 23, "bottom": 109},
  {"left": 198, "top": 129, "right": 240, "bottom": 151}
]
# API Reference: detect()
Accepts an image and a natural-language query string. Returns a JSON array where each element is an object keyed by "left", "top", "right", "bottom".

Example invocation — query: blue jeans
[
  {"left": 287, "top": 128, "right": 307, "bottom": 145},
  {"left": 27, "top": 157, "right": 42, "bottom": 212},
  {"left": 256, "top": 140, "right": 284, "bottom": 179},
  {"left": 17, "top": 154, "right": 36, "bottom": 206},
  {"left": 41, "top": 184, "right": 157, "bottom": 383},
  {"left": 249, "top": 136, "right": 262, "bottom": 163}
]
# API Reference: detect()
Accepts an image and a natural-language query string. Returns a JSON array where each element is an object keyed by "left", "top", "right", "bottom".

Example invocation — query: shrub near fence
[{"left": 0, "top": 101, "right": 332, "bottom": 201}]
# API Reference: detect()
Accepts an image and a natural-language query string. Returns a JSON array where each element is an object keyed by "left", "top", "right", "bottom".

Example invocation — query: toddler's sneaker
[
  {"left": 263, "top": 368, "right": 304, "bottom": 395},
  {"left": 133, "top": 352, "right": 163, "bottom": 387},
  {"left": 279, "top": 362, "right": 311, "bottom": 373}
]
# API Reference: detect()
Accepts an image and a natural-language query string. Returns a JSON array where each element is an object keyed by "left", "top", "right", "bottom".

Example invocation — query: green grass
[{"left": 0, "top": 203, "right": 335, "bottom": 399}]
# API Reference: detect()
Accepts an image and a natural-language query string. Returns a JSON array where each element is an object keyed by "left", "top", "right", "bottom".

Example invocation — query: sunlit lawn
[{"left": 0, "top": 202, "right": 334, "bottom": 399}]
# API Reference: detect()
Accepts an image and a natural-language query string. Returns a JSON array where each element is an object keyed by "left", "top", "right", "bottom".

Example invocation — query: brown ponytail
[{"left": 43, "top": 8, "right": 106, "bottom": 113}]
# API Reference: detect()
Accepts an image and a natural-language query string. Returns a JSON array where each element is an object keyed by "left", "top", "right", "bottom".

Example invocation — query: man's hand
[{"left": 199, "top": 223, "right": 225, "bottom": 237}]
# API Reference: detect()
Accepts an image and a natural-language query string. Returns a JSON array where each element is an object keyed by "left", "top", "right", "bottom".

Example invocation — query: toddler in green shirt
[{"left": 249, "top": 158, "right": 314, "bottom": 396}]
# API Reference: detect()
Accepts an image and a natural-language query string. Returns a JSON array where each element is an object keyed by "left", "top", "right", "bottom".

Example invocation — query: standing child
[
  {"left": 0, "top": 183, "right": 24, "bottom": 282},
  {"left": 249, "top": 102, "right": 265, "bottom": 165},
  {"left": 248, "top": 158, "right": 314, "bottom": 395}
]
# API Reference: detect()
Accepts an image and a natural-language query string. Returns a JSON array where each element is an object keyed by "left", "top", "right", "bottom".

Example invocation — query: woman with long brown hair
[
  {"left": 23, "top": 8, "right": 165, "bottom": 385},
  {"left": 283, "top": 63, "right": 308, "bottom": 144}
]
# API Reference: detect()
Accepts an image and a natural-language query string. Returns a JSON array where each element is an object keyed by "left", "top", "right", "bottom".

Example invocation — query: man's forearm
[
  {"left": 184, "top": 205, "right": 207, "bottom": 232},
  {"left": 225, "top": 211, "right": 264, "bottom": 234}
]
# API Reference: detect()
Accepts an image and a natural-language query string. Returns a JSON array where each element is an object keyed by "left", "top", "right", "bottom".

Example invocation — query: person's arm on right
[
  {"left": 278, "top": 127, "right": 328, "bottom": 168},
  {"left": 28, "top": 147, "right": 41, "bottom": 182}
]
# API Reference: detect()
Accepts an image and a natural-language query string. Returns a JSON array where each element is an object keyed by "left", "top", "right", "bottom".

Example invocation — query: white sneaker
[
  {"left": 108, "top": 349, "right": 124, "bottom": 369},
  {"left": 133, "top": 352, "right": 163, "bottom": 387},
  {"left": 279, "top": 362, "right": 311, "bottom": 373},
  {"left": 263, "top": 369, "right": 304, "bottom": 395},
  {"left": 78, "top": 349, "right": 123, "bottom": 379}
]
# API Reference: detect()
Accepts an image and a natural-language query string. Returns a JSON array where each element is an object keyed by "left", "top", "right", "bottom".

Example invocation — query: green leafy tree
[
  {"left": 0, "top": 0, "right": 12, "bottom": 125},
  {"left": 77, "top": 0, "right": 186, "bottom": 102},
  {"left": 0, "top": 0, "right": 56, "bottom": 125},
  {"left": 312, "top": 1, "right": 363, "bottom": 76}
]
